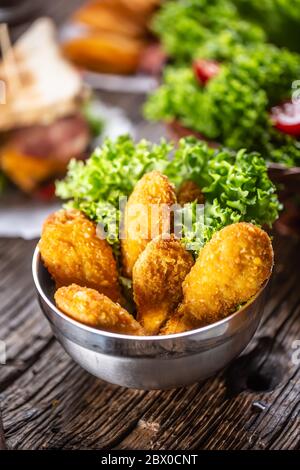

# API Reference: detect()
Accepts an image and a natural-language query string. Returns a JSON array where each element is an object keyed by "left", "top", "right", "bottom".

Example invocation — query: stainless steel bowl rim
[{"left": 32, "top": 245, "right": 267, "bottom": 343}]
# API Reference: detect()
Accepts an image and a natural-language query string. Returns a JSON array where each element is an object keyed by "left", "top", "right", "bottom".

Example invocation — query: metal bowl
[{"left": 32, "top": 246, "right": 267, "bottom": 390}]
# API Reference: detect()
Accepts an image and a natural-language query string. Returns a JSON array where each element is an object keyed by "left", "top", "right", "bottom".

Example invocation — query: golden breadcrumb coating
[
  {"left": 133, "top": 236, "right": 194, "bottom": 334},
  {"left": 174, "top": 222, "right": 273, "bottom": 328},
  {"left": 55, "top": 284, "right": 144, "bottom": 335},
  {"left": 121, "top": 170, "right": 177, "bottom": 277},
  {"left": 39, "top": 209, "right": 121, "bottom": 302},
  {"left": 177, "top": 180, "right": 204, "bottom": 206},
  {"left": 159, "top": 310, "right": 197, "bottom": 335}
]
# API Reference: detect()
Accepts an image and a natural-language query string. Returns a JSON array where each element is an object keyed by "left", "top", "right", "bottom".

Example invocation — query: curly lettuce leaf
[
  {"left": 166, "top": 138, "right": 280, "bottom": 229},
  {"left": 145, "top": 44, "right": 300, "bottom": 167},
  {"left": 152, "top": 0, "right": 265, "bottom": 63},
  {"left": 144, "top": 65, "right": 270, "bottom": 151},
  {"left": 56, "top": 135, "right": 172, "bottom": 252},
  {"left": 56, "top": 135, "right": 172, "bottom": 208},
  {"left": 57, "top": 136, "right": 280, "bottom": 255},
  {"left": 234, "top": 0, "right": 300, "bottom": 52}
]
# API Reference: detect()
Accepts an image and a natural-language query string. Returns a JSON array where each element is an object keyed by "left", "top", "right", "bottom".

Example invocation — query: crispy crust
[
  {"left": 176, "top": 222, "right": 273, "bottom": 326},
  {"left": 159, "top": 310, "right": 198, "bottom": 335},
  {"left": 55, "top": 284, "right": 144, "bottom": 335},
  {"left": 121, "top": 171, "right": 177, "bottom": 278},
  {"left": 133, "top": 236, "right": 194, "bottom": 334},
  {"left": 177, "top": 180, "right": 205, "bottom": 206},
  {"left": 39, "top": 209, "right": 122, "bottom": 302}
]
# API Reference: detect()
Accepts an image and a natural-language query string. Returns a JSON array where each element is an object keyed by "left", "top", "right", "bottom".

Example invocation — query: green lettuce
[
  {"left": 165, "top": 138, "right": 280, "bottom": 248},
  {"left": 145, "top": 44, "right": 300, "bottom": 166},
  {"left": 152, "top": 0, "right": 265, "bottom": 63},
  {"left": 153, "top": 0, "right": 300, "bottom": 62},
  {"left": 57, "top": 136, "right": 280, "bottom": 255},
  {"left": 233, "top": 0, "right": 300, "bottom": 52},
  {"left": 56, "top": 136, "right": 172, "bottom": 252}
]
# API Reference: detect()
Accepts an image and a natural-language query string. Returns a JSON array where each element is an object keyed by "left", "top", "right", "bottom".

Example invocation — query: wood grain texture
[
  {"left": 0, "top": 409, "right": 6, "bottom": 449},
  {"left": 0, "top": 0, "right": 300, "bottom": 451},
  {"left": 1, "top": 234, "right": 300, "bottom": 450}
]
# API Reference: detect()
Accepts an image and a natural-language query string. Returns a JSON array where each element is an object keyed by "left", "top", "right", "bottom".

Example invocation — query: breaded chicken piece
[
  {"left": 55, "top": 284, "right": 144, "bottom": 335},
  {"left": 177, "top": 180, "right": 204, "bottom": 206},
  {"left": 159, "top": 310, "right": 197, "bottom": 335},
  {"left": 120, "top": 0, "right": 161, "bottom": 15},
  {"left": 39, "top": 209, "right": 121, "bottom": 302},
  {"left": 121, "top": 171, "right": 177, "bottom": 277},
  {"left": 169, "top": 223, "right": 273, "bottom": 330},
  {"left": 133, "top": 236, "right": 194, "bottom": 334}
]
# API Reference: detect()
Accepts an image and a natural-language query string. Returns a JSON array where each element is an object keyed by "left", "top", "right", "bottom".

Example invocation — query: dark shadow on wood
[
  {"left": 224, "top": 336, "right": 287, "bottom": 397},
  {"left": 0, "top": 408, "right": 7, "bottom": 449}
]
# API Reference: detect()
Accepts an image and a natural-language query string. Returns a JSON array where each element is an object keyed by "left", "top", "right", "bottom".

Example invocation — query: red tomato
[
  {"left": 193, "top": 59, "right": 220, "bottom": 85},
  {"left": 271, "top": 100, "right": 300, "bottom": 137}
]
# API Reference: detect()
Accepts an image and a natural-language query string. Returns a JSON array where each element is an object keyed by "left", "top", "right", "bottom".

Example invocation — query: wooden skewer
[{"left": 0, "top": 22, "right": 22, "bottom": 98}]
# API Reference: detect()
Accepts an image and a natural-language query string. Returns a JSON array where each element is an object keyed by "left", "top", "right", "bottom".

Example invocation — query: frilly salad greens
[
  {"left": 233, "top": 0, "right": 300, "bottom": 52},
  {"left": 147, "top": 0, "right": 300, "bottom": 168},
  {"left": 153, "top": 0, "right": 300, "bottom": 63},
  {"left": 152, "top": 0, "right": 265, "bottom": 63},
  {"left": 56, "top": 135, "right": 280, "bottom": 255},
  {"left": 144, "top": 44, "right": 300, "bottom": 167}
]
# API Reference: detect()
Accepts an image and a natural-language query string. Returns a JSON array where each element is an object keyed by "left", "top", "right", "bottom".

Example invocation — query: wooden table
[{"left": 0, "top": 0, "right": 300, "bottom": 451}]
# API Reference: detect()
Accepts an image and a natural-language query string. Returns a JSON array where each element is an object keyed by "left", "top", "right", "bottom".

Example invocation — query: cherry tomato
[
  {"left": 271, "top": 100, "right": 300, "bottom": 137},
  {"left": 193, "top": 59, "right": 220, "bottom": 85}
]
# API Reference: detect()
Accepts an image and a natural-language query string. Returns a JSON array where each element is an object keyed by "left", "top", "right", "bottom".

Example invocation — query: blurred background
[
  {"left": 0, "top": 0, "right": 164, "bottom": 238},
  {"left": 1, "top": 0, "right": 300, "bottom": 452}
]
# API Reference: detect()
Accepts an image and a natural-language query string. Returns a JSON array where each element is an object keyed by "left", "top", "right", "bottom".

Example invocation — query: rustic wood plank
[
  {"left": 1, "top": 232, "right": 299, "bottom": 450},
  {"left": 0, "top": 239, "right": 53, "bottom": 392},
  {"left": 0, "top": 409, "right": 6, "bottom": 449}
]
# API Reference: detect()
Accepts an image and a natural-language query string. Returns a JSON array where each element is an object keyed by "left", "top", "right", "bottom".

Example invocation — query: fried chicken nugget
[
  {"left": 39, "top": 209, "right": 121, "bottom": 302},
  {"left": 120, "top": 0, "right": 161, "bottom": 15},
  {"left": 63, "top": 33, "right": 145, "bottom": 75},
  {"left": 177, "top": 180, "right": 204, "bottom": 206},
  {"left": 159, "top": 310, "right": 198, "bottom": 335},
  {"left": 133, "top": 236, "right": 194, "bottom": 334},
  {"left": 55, "top": 284, "right": 144, "bottom": 335},
  {"left": 73, "top": 1, "right": 147, "bottom": 38},
  {"left": 161, "top": 223, "right": 273, "bottom": 334},
  {"left": 121, "top": 171, "right": 177, "bottom": 278}
]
